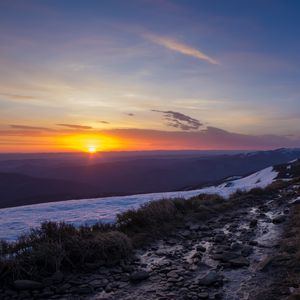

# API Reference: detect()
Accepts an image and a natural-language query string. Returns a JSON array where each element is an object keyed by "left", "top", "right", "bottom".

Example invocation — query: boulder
[
  {"left": 76, "top": 285, "right": 94, "bottom": 295},
  {"left": 196, "top": 245, "right": 207, "bottom": 252},
  {"left": 197, "top": 271, "right": 223, "bottom": 286},
  {"left": 198, "top": 292, "right": 209, "bottom": 299},
  {"left": 130, "top": 271, "right": 149, "bottom": 282},
  {"left": 272, "top": 215, "right": 286, "bottom": 224},
  {"left": 228, "top": 257, "right": 250, "bottom": 267},
  {"left": 215, "top": 251, "right": 240, "bottom": 262},
  {"left": 14, "top": 280, "right": 43, "bottom": 290},
  {"left": 249, "top": 219, "right": 258, "bottom": 228}
]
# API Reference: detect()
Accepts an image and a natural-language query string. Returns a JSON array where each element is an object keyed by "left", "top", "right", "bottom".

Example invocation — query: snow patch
[{"left": 0, "top": 167, "right": 278, "bottom": 241}]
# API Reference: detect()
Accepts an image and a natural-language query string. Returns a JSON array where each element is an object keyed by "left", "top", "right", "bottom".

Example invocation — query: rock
[
  {"left": 189, "top": 224, "right": 200, "bottom": 231},
  {"left": 130, "top": 271, "right": 149, "bottom": 282},
  {"left": 228, "top": 257, "right": 250, "bottom": 267},
  {"left": 181, "top": 230, "right": 192, "bottom": 238},
  {"left": 166, "top": 270, "right": 179, "bottom": 278},
  {"left": 241, "top": 246, "right": 253, "bottom": 257},
  {"left": 89, "top": 279, "right": 108, "bottom": 288},
  {"left": 249, "top": 240, "right": 258, "bottom": 246},
  {"left": 51, "top": 271, "right": 64, "bottom": 284},
  {"left": 214, "top": 292, "right": 224, "bottom": 299},
  {"left": 39, "top": 287, "right": 54, "bottom": 298},
  {"left": 291, "top": 199, "right": 300, "bottom": 206},
  {"left": 14, "top": 280, "right": 43, "bottom": 290},
  {"left": 272, "top": 215, "right": 286, "bottom": 224},
  {"left": 198, "top": 292, "right": 209, "bottom": 299},
  {"left": 76, "top": 285, "right": 94, "bottom": 295},
  {"left": 214, "top": 233, "right": 226, "bottom": 243},
  {"left": 214, "top": 251, "right": 240, "bottom": 262},
  {"left": 199, "top": 225, "right": 210, "bottom": 231},
  {"left": 196, "top": 245, "right": 207, "bottom": 252},
  {"left": 249, "top": 219, "right": 258, "bottom": 228},
  {"left": 254, "top": 255, "right": 274, "bottom": 271},
  {"left": 197, "top": 271, "right": 223, "bottom": 286}
]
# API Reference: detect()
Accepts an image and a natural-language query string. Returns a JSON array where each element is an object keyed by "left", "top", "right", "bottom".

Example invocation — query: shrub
[
  {"left": 0, "top": 222, "right": 132, "bottom": 285},
  {"left": 117, "top": 199, "right": 180, "bottom": 231}
]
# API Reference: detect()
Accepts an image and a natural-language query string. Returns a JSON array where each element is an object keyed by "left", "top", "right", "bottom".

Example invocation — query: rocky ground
[{"left": 2, "top": 183, "right": 300, "bottom": 300}]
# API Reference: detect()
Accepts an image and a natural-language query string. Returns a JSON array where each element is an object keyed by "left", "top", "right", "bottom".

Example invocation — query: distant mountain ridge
[{"left": 1, "top": 148, "right": 300, "bottom": 209}]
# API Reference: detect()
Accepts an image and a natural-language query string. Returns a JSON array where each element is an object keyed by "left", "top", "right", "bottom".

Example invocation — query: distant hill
[
  {"left": 0, "top": 172, "right": 99, "bottom": 208},
  {"left": 1, "top": 148, "right": 300, "bottom": 208}
]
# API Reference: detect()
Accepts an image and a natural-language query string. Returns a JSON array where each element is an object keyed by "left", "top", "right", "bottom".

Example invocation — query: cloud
[
  {"left": 99, "top": 121, "right": 110, "bottom": 124},
  {"left": 153, "top": 110, "right": 203, "bottom": 131},
  {"left": 57, "top": 124, "right": 93, "bottom": 130},
  {"left": 2, "top": 93, "right": 36, "bottom": 101},
  {"left": 98, "top": 127, "right": 300, "bottom": 150},
  {"left": 144, "top": 33, "right": 219, "bottom": 65},
  {"left": 10, "top": 124, "right": 54, "bottom": 131},
  {"left": 127, "top": 113, "right": 135, "bottom": 117}
]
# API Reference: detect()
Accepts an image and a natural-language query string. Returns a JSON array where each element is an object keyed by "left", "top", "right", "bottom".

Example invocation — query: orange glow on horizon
[{"left": 57, "top": 133, "right": 127, "bottom": 153}]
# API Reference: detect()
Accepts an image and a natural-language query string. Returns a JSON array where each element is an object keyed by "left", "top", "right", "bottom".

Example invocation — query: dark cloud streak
[
  {"left": 152, "top": 110, "right": 203, "bottom": 131},
  {"left": 57, "top": 124, "right": 92, "bottom": 130},
  {"left": 10, "top": 124, "right": 54, "bottom": 131}
]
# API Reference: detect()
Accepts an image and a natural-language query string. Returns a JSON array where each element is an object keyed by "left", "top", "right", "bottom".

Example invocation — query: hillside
[
  {"left": 2, "top": 159, "right": 300, "bottom": 299},
  {"left": 0, "top": 172, "right": 100, "bottom": 208}
]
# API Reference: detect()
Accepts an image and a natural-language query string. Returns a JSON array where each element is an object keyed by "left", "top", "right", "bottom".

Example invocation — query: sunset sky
[{"left": 1, "top": 0, "right": 300, "bottom": 152}]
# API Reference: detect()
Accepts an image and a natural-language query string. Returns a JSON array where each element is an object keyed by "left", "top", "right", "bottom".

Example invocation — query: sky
[{"left": 1, "top": 0, "right": 300, "bottom": 152}]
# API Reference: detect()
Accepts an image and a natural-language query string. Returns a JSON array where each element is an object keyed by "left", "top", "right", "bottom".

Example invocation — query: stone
[
  {"left": 51, "top": 271, "right": 64, "bottom": 284},
  {"left": 249, "top": 240, "right": 258, "bottom": 246},
  {"left": 254, "top": 255, "right": 274, "bottom": 271},
  {"left": 214, "top": 251, "right": 240, "bottom": 262},
  {"left": 130, "top": 271, "right": 149, "bottom": 282},
  {"left": 189, "top": 224, "right": 200, "bottom": 231},
  {"left": 228, "top": 257, "right": 250, "bottom": 267},
  {"left": 241, "top": 246, "right": 253, "bottom": 257},
  {"left": 249, "top": 219, "right": 258, "bottom": 228},
  {"left": 198, "top": 292, "right": 209, "bottom": 299},
  {"left": 14, "top": 280, "right": 43, "bottom": 290},
  {"left": 272, "top": 215, "right": 286, "bottom": 224},
  {"left": 181, "top": 230, "right": 192, "bottom": 238},
  {"left": 76, "top": 285, "right": 94, "bottom": 295},
  {"left": 89, "top": 279, "right": 107, "bottom": 288},
  {"left": 166, "top": 270, "right": 179, "bottom": 278},
  {"left": 214, "top": 233, "right": 226, "bottom": 243},
  {"left": 196, "top": 245, "right": 206, "bottom": 252},
  {"left": 197, "top": 271, "right": 223, "bottom": 286}
]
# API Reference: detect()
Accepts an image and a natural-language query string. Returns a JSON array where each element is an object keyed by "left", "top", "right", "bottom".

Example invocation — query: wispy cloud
[
  {"left": 2, "top": 93, "right": 36, "bottom": 101},
  {"left": 10, "top": 124, "right": 54, "bottom": 131},
  {"left": 57, "top": 124, "right": 93, "bottom": 130},
  {"left": 152, "top": 110, "right": 203, "bottom": 131},
  {"left": 144, "top": 33, "right": 219, "bottom": 65}
]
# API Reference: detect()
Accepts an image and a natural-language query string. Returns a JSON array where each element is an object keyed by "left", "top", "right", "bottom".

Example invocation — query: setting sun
[{"left": 87, "top": 145, "right": 97, "bottom": 153}]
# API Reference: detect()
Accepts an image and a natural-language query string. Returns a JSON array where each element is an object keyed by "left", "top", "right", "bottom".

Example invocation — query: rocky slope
[{"left": 2, "top": 160, "right": 300, "bottom": 300}]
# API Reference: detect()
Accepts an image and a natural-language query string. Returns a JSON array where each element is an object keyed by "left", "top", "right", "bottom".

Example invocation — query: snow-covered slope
[{"left": 0, "top": 166, "right": 278, "bottom": 241}]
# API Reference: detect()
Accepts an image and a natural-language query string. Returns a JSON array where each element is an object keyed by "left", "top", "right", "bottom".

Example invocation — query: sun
[{"left": 87, "top": 145, "right": 97, "bottom": 154}]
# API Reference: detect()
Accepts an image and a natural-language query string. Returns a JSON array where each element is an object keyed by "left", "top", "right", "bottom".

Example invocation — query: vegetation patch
[{"left": 0, "top": 185, "right": 281, "bottom": 287}]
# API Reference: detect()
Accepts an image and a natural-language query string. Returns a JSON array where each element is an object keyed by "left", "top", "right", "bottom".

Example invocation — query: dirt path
[{"left": 87, "top": 187, "right": 294, "bottom": 300}]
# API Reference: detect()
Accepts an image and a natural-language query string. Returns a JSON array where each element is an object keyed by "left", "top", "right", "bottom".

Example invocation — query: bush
[
  {"left": 117, "top": 199, "right": 181, "bottom": 231},
  {"left": 0, "top": 222, "right": 132, "bottom": 284}
]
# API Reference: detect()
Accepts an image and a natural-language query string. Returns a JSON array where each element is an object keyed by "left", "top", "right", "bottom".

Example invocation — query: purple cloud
[
  {"left": 57, "top": 124, "right": 92, "bottom": 130},
  {"left": 153, "top": 110, "right": 203, "bottom": 131}
]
